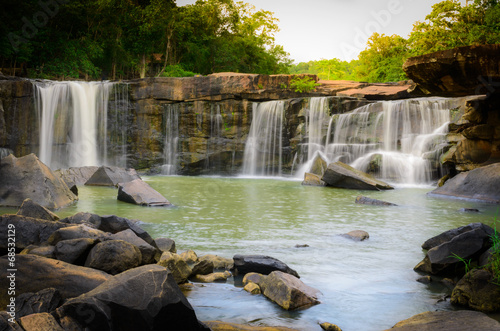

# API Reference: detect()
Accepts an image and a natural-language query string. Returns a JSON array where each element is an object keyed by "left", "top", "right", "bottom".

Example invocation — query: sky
[{"left": 175, "top": 0, "right": 461, "bottom": 63}]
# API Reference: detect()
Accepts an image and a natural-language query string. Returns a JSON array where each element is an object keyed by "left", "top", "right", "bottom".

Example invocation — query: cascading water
[
  {"left": 242, "top": 101, "right": 284, "bottom": 176},
  {"left": 204, "top": 104, "right": 224, "bottom": 171},
  {"left": 161, "top": 104, "right": 180, "bottom": 175},
  {"left": 34, "top": 80, "right": 128, "bottom": 169}
]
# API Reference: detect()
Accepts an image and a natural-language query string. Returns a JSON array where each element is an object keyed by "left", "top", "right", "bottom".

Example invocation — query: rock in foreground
[
  {"left": 321, "top": 161, "right": 393, "bottom": 191},
  {"left": 117, "top": 178, "right": 171, "bottom": 206},
  {"left": 0, "top": 154, "right": 77, "bottom": 209},
  {"left": 386, "top": 310, "right": 500, "bottom": 330},
  {"left": 429, "top": 163, "right": 500, "bottom": 204},
  {"left": 451, "top": 268, "right": 500, "bottom": 312}
]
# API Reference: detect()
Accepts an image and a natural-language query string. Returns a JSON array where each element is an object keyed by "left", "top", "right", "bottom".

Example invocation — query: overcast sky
[{"left": 176, "top": 0, "right": 462, "bottom": 63}]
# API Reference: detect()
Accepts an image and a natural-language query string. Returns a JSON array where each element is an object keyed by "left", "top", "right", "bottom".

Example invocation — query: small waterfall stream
[{"left": 161, "top": 104, "right": 180, "bottom": 175}]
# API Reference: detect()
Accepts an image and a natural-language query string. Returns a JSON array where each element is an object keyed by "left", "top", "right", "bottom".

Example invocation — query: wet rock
[
  {"left": 302, "top": 172, "right": 326, "bottom": 186},
  {"left": 54, "top": 238, "right": 96, "bottom": 265},
  {"left": 242, "top": 272, "right": 266, "bottom": 286},
  {"left": 260, "top": 271, "right": 320, "bottom": 310},
  {"left": 16, "top": 198, "right": 60, "bottom": 221},
  {"left": 191, "top": 259, "right": 214, "bottom": 277},
  {"left": 342, "top": 230, "right": 369, "bottom": 241},
  {"left": 203, "top": 320, "right": 297, "bottom": 331},
  {"left": 191, "top": 271, "right": 232, "bottom": 283},
  {"left": 15, "top": 288, "right": 61, "bottom": 318},
  {"left": 99, "top": 215, "right": 156, "bottom": 247},
  {"left": 320, "top": 322, "right": 342, "bottom": 331},
  {"left": 155, "top": 237, "right": 176, "bottom": 253},
  {"left": 111, "top": 229, "right": 158, "bottom": 265},
  {"left": 55, "top": 265, "right": 209, "bottom": 331},
  {"left": 198, "top": 254, "right": 234, "bottom": 270},
  {"left": 295, "top": 244, "right": 309, "bottom": 248},
  {"left": 321, "top": 161, "right": 393, "bottom": 191},
  {"left": 451, "top": 269, "right": 500, "bottom": 312},
  {"left": 20, "top": 245, "right": 55, "bottom": 258},
  {"left": 0, "top": 154, "right": 77, "bottom": 209},
  {"left": 421, "top": 222, "right": 494, "bottom": 250},
  {"left": 157, "top": 252, "right": 192, "bottom": 284},
  {"left": 429, "top": 164, "right": 500, "bottom": 204},
  {"left": 416, "top": 276, "right": 432, "bottom": 284},
  {"left": 48, "top": 224, "right": 110, "bottom": 245},
  {"left": 0, "top": 254, "right": 111, "bottom": 309},
  {"left": 85, "top": 240, "right": 142, "bottom": 275},
  {"left": 0, "top": 214, "right": 69, "bottom": 252},
  {"left": 19, "top": 312, "right": 64, "bottom": 331},
  {"left": 460, "top": 208, "right": 480, "bottom": 213},
  {"left": 414, "top": 223, "right": 494, "bottom": 276},
  {"left": 180, "top": 249, "right": 199, "bottom": 265},
  {"left": 59, "top": 212, "right": 101, "bottom": 228},
  {"left": 117, "top": 178, "right": 172, "bottom": 206},
  {"left": 55, "top": 166, "right": 99, "bottom": 185},
  {"left": 244, "top": 282, "right": 261, "bottom": 294},
  {"left": 84, "top": 165, "right": 140, "bottom": 186},
  {"left": 355, "top": 195, "right": 397, "bottom": 206},
  {"left": 309, "top": 153, "right": 328, "bottom": 176},
  {"left": 386, "top": 310, "right": 500, "bottom": 330},
  {"left": 233, "top": 255, "right": 299, "bottom": 278}
]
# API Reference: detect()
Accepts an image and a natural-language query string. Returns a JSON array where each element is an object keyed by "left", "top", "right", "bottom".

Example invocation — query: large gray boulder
[
  {"left": 233, "top": 255, "right": 300, "bottom": 278},
  {"left": 99, "top": 215, "right": 156, "bottom": 247},
  {"left": 0, "top": 154, "right": 77, "bottom": 209},
  {"left": 53, "top": 238, "right": 96, "bottom": 265},
  {"left": 386, "top": 310, "right": 500, "bottom": 330},
  {"left": 0, "top": 255, "right": 111, "bottom": 309},
  {"left": 16, "top": 198, "right": 60, "bottom": 221},
  {"left": 59, "top": 212, "right": 102, "bottom": 228},
  {"left": 429, "top": 163, "right": 500, "bottom": 204},
  {"left": 54, "top": 265, "right": 209, "bottom": 331},
  {"left": 421, "top": 222, "right": 491, "bottom": 250},
  {"left": 55, "top": 166, "right": 99, "bottom": 185},
  {"left": 85, "top": 166, "right": 140, "bottom": 186},
  {"left": 85, "top": 240, "right": 142, "bottom": 275},
  {"left": 111, "top": 229, "right": 158, "bottom": 265},
  {"left": 48, "top": 224, "right": 110, "bottom": 245},
  {"left": 117, "top": 178, "right": 172, "bottom": 206},
  {"left": 321, "top": 161, "right": 393, "bottom": 191}
]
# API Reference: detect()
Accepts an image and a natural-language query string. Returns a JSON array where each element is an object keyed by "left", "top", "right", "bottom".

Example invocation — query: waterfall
[
  {"left": 161, "top": 104, "right": 180, "bottom": 175},
  {"left": 306, "top": 97, "right": 330, "bottom": 160},
  {"left": 242, "top": 101, "right": 284, "bottom": 176},
  {"left": 33, "top": 80, "right": 128, "bottom": 169},
  {"left": 204, "top": 104, "right": 224, "bottom": 172}
]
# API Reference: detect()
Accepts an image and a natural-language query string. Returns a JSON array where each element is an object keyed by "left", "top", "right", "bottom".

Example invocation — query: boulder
[
  {"left": 55, "top": 166, "right": 99, "bottom": 185},
  {"left": 54, "top": 265, "right": 209, "bottom": 331},
  {"left": 203, "top": 321, "right": 297, "bottom": 331},
  {"left": 342, "top": 230, "right": 370, "bottom": 241},
  {"left": 260, "top": 271, "right": 320, "bottom": 310},
  {"left": 414, "top": 224, "right": 494, "bottom": 276},
  {"left": 386, "top": 310, "right": 500, "bottom": 330},
  {"left": 84, "top": 165, "right": 140, "bottom": 186},
  {"left": 191, "top": 259, "right": 215, "bottom": 277},
  {"left": 48, "top": 224, "right": 110, "bottom": 245},
  {"left": 421, "top": 222, "right": 492, "bottom": 250},
  {"left": 429, "top": 164, "right": 500, "bottom": 204},
  {"left": 451, "top": 269, "right": 500, "bottom": 312},
  {"left": 20, "top": 245, "right": 55, "bottom": 258},
  {"left": 59, "top": 212, "right": 101, "bottom": 228},
  {"left": 117, "top": 178, "right": 172, "bottom": 206},
  {"left": 0, "top": 154, "right": 77, "bottom": 209},
  {"left": 321, "top": 161, "right": 393, "bottom": 191},
  {"left": 154, "top": 237, "right": 176, "bottom": 253},
  {"left": 85, "top": 240, "right": 142, "bottom": 275},
  {"left": 15, "top": 288, "right": 62, "bottom": 318},
  {"left": 242, "top": 272, "right": 266, "bottom": 287},
  {"left": 157, "top": 252, "right": 192, "bottom": 284},
  {"left": 198, "top": 254, "right": 234, "bottom": 270},
  {"left": 0, "top": 254, "right": 111, "bottom": 309},
  {"left": 0, "top": 214, "right": 69, "bottom": 252},
  {"left": 302, "top": 173, "right": 326, "bottom": 186},
  {"left": 233, "top": 255, "right": 299, "bottom": 278},
  {"left": 244, "top": 283, "right": 262, "bottom": 295},
  {"left": 320, "top": 323, "right": 342, "bottom": 331},
  {"left": 355, "top": 195, "right": 397, "bottom": 206},
  {"left": 99, "top": 215, "right": 156, "bottom": 247},
  {"left": 191, "top": 271, "right": 232, "bottom": 283},
  {"left": 16, "top": 198, "right": 60, "bottom": 221},
  {"left": 0, "top": 311, "right": 23, "bottom": 331},
  {"left": 309, "top": 153, "right": 328, "bottom": 176},
  {"left": 111, "top": 229, "right": 158, "bottom": 265},
  {"left": 180, "top": 249, "right": 198, "bottom": 265},
  {"left": 53, "top": 238, "right": 96, "bottom": 264},
  {"left": 19, "top": 313, "right": 64, "bottom": 331}
]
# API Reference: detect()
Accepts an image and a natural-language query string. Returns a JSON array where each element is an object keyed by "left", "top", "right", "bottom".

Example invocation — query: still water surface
[{"left": 3, "top": 176, "right": 498, "bottom": 330}]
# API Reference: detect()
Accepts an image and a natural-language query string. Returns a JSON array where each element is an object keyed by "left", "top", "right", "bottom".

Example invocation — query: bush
[
  {"left": 289, "top": 76, "right": 319, "bottom": 93},
  {"left": 159, "top": 65, "right": 198, "bottom": 77}
]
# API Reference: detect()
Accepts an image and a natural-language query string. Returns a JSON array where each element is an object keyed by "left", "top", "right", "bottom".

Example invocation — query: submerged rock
[
  {"left": 302, "top": 172, "right": 326, "bottom": 186},
  {"left": 386, "top": 310, "right": 500, "bottom": 330},
  {"left": 117, "top": 178, "right": 172, "bottom": 206},
  {"left": 233, "top": 255, "right": 299, "bottom": 278},
  {"left": 451, "top": 269, "right": 500, "bottom": 312},
  {"left": 85, "top": 166, "right": 140, "bottom": 186},
  {"left": 0, "top": 154, "right": 77, "bottom": 209},
  {"left": 355, "top": 195, "right": 397, "bottom": 206},
  {"left": 342, "top": 230, "right": 370, "bottom": 241},
  {"left": 321, "top": 161, "right": 393, "bottom": 191}
]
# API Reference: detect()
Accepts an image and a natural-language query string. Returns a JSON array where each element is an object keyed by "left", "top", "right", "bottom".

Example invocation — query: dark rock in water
[
  {"left": 355, "top": 195, "right": 397, "bottom": 206},
  {"left": 421, "top": 222, "right": 493, "bottom": 250},
  {"left": 451, "top": 269, "right": 500, "bottom": 312},
  {"left": 295, "top": 244, "right": 309, "bottom": 248},
  {"left": 117, "top": 178, "right": 172, "bottom": 206},
  {"left": 85, "top": 166, "right": 140, "bottom": 186},
  {"left": 19, "top": 313, "right": 64, "bottom": 331},
  {"left": 0, "top": 214, "right": 69, "bottom": 251},
  {"left": 53, "top": 238, "right": 96, "bottom": 265},
  {"left": 342, "top": 230, "right": 369, "bottom": 241},
  {"left": 460, "top": 208, "right": 480, "bottom": 213},
  {"left": 302, "top": 172, "right": 326, "bottom": 186},
  {"left": 85, "top": 240, "right": 142, "bottom": 275},
  {"left": 59, "top": 212, "right": 102, "bottom": 228},
  {"left": 260, "top": 271, "right": 320, "bottom": 310},
  {"left": 429, "top": 164, "right": 500, "bottom": 204},
  {"left": 48, "top": 224, "right": 110, "bottom": 245},
  {"left": 233, "top": 254, "right": 299, "bottom": 278},
  {"left": 416, "top": 276, "right": 432, "bottom": 284},
  {"left": 321, "top": 161, "right": 393, "bottom": 191},
  {"left": 320, "top": 322, "right": 342, "bottom": 331},
  {"left": 414, "top": 223, "right": 494, "bottom": 276},
  {"left": 154, "top": 237, "right": 176, "bottom": 254},
  {"left": 0, "top": 154, "right": 77, "bottom": 209},
  {"left": 16, "top": 198, "right": 60, "bottom": 221},
  {"left": 387, "top": 310, "right": 500, "bottom": 330},
  {"left": 111, "top": 229, "right": 158, "bottom": 265},
  {"left": 55, "top": 265, "right": 209, "bottom": 331},
  {"left": 55, "top": 166, "right": 99, "bottom": 185},
  {"left": 15, "top": 288, "right": 61, "bottom": 318},
  {"left": 100, "top": 214, "right": 157, "bottom": 247},
  {"left": 0, "top": 254, "right": 111, "bottom": 309}
]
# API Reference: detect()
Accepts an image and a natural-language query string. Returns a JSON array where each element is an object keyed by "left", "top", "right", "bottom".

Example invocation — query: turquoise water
[{"left": 2, "top": 176, "right": 498, "bottom": 330}]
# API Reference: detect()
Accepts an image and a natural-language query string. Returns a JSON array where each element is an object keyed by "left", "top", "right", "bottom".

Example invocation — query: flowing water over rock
[
  {"left": 161, "top": 104, "right": 180, "bottom": 175},
  {"left": 33, "top": 81, "right": 129, "bottom": 169}
]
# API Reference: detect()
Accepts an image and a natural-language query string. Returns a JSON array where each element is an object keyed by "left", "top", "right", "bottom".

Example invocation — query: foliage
[
  {"left": 488, "top": 213, "right": 500, "bottom": 284},
  {"left": 159, "top": 64, "right": 197, "bottom": 77},
  {"left": 289, "top": 76, "right": 319, "bottom": 93}
]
